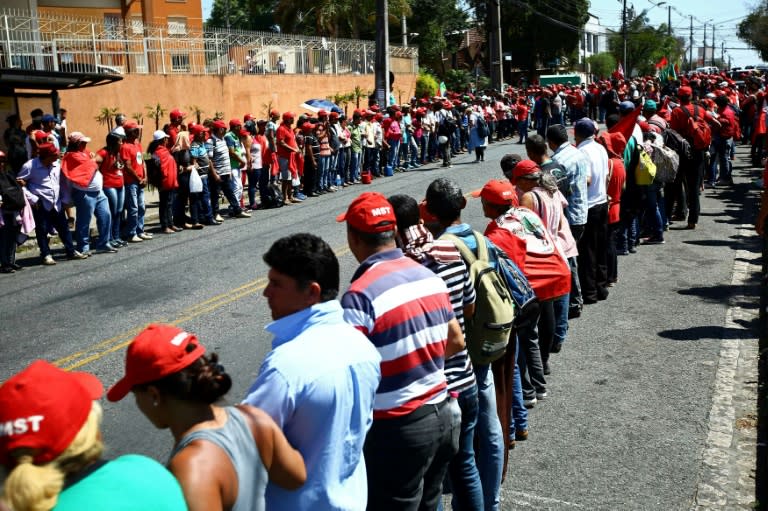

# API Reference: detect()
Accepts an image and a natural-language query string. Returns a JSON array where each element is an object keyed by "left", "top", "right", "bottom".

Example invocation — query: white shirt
[{"left": 577, "top": 138, "right": 609, "bottom": 208}]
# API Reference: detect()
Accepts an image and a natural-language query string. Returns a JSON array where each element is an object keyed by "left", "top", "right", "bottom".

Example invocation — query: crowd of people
[
  {"left": 0, "top": 67, "right": 762, "bottom": 273},
  {"left": 0, "top": 65, "right": 759, "bottom": 510}
]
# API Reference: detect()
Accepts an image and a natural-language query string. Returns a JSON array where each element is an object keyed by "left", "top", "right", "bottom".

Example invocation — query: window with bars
[{"left": 167, "top": 17, "right": 187, "bottom": 36}]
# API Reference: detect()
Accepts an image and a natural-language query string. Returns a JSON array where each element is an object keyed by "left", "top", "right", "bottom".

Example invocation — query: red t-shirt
[
  {"left": 516, "top": 105, "right": 529, "bottom": 122},
  {"left": 97, "top": 148, "right": 125, "bottom": 188},
  {"left": 120, "top": 140, "right": 145, "bottom": 184},
  {"left": 276, "top": 123, "right": 297, "bottom": 159},
  {"left": 607, "top": 157, "right": 626, "bottom": 224}
]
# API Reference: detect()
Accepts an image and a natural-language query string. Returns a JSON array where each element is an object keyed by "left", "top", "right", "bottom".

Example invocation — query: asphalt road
[{"left": 0, "top": 137, "right": 756, "bottom": 510}]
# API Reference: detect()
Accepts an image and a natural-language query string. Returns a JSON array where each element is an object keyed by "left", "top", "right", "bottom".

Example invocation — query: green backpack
[{"left": 441, "top": 232, "right": 515, "bottom": 365}]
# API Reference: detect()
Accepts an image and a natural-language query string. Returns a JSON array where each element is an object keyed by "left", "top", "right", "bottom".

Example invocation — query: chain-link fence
[{"left": 0, "top": 9, "right": 418, "bottom": 76}]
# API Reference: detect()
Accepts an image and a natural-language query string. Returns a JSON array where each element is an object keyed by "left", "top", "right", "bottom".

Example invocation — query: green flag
[
  {"left": 439, "top": 81, "right": 447, "bottom": 97},
  {"left": 666, "top": 62, "right": 677, "bottom": 82}
]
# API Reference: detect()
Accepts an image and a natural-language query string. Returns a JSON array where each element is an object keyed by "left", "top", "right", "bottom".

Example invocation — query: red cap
[
  {"left": 329, "top": 111, "right": 339, "bottom": 119},
  {"left": 374, "top": 113, "right": 383, "bottom": 121},
  {"left": 336, "top": 192, "right": 397, "bottom": 233},
  {"left": 189, "top": 124, "right": 207, "bottom": 136},
  {"left": 471, "top": 179, "right": 516, "bottom": 205},
  {"left": 511, "top": 160, "right": 540, "bottom": 182},
  {"left": 34, "top": 130, "right": 49, "bottom": 143},
  {"left": 170, "top": 109, "right": 186, "bottom": 120},
  {"left": 370, "top": 105, "right": 381, "bottom": 112},
  {"left": 419, "top": 199, "right": 438, "bottom": 224},
  {"left": 123, "top": 120, "right": 142, "bottom": 130},
  {"left": 318, "top": 109, "right": 328, "bottom": 117},
  {"left": 282, "top": 112, "right": 295, "bottom": 121},
  {"left": 243, "top": 113, "right": 255, "bottom": 122},
  {"left": 678, "top": 86, "right": 693, "bottom": 97},
  {"left": 239, "top": 128, "right": 250, "bottom": 137},
  {"left": 37, "top": 143, "right": 58, "bottom": 159},
  {"left": 212, "top": 120, "right": 227, "bottom": 129},
  {"left": 270, "top": 109, "right": 280, "bottom": 118},
  {"left": 0, "top": 360, "right": 103, "bottom": 465},
  {"left": 107, "top": 323, "right": 206, "bottom": 402},
  {"left": 301, "top": 123, "right": 316, "bottom": 132},
  {"left": 229, "top": 118, "right": 242, "bottom": 129}
]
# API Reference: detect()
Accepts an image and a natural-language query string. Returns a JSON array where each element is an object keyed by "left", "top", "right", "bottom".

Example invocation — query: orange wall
[
  {"left": 54, "top": 73, "right": 416, "bottom": 141},
  {"left": 39, "top": 0, "right": 203, "bottom": 28}
]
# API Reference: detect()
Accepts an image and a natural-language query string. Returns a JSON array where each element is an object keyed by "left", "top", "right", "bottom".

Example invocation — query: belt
[{"left": 406, "top": 397, "right": 450, "bottom": 423}]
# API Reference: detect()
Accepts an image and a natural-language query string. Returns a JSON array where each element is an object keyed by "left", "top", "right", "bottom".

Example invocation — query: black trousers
[
  {"left": 577, "top": 202, "right": 609, "bottom": 302},
  {"left": 686, "top": 149, "right": 705, "bottom": 225}
]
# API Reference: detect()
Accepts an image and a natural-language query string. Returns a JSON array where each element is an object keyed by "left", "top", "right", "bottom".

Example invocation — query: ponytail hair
[{"left": 3, "top": 402, "right": 104, "bottom": 511}]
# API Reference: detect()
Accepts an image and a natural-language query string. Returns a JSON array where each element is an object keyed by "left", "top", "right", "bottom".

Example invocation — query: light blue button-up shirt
[
  {"left": 551, "top": 141, "right": 589, "bottom": 226},
  {"left": 243, "top": 300, "right": 381, "bottom": 511},
  {"left": 17, "top": 157, "right": 69, "bottom": 212}
]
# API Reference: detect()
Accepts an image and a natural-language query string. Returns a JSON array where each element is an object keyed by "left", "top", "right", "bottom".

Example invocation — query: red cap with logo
[
  {"left": 170, "top": 109, "right": 186, "bottom": 120},
  {"left": 336, "top": 192, "right": 397, "bottom": 233},
  {"left": 37, "top": 143, "right": 58, "bottom": 159},
  {"left": 282, "top": 111, "right": 295, "bottom": 121},
  {"left": 212, "top": 120, "right": 227, "bottom": 129},
  {"left": 123, "top": 120, "right": 142, "bottom": 130},
  {"left": 229, "top": 118, "right": 242, "bottom": 129},
  {"left": 471, "top": 179, "right": 517, "bottom": 205},
  {"left": 107, "top": 324, "right": 206, "bottom": 402},
  {"left": 270, "top": 109, "right": 280, "bottom": 118},
  {"left": 189, "top": 124, "right": 208, "bottom": 136},
  {"left": 243, "top": 113, "right": 255, "bottom": 122},
  {"left": 678, "top": 86, "right": 693, "bottom": 97},
  {"left": 0, "top": 360, "right": 103, "bottom": 465}
]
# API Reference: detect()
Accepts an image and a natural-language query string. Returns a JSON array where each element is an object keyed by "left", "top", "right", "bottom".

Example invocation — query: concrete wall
[{"left": 42, "top": 73, "right": 416, "bottom": 142}]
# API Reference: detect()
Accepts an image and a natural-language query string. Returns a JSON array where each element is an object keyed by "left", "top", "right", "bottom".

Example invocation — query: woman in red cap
[
  {"left": 0, "top": 360, "right": 188, "bottom": 511},
  {"left": 109, "top": 324, "right": 306, "bottom": 511}
]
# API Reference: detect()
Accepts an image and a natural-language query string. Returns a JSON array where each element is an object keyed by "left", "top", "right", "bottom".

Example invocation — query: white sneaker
[
  {"left": 214, "top": 214, "right": 224, "bottom": 222},
  {"left": 138, "top": 233, "right": 153, "bottom": 240},
  {"left": 523, "top": 397, "right": 537, "bottom": 408},
  {"left": 235, "top": 211, "right": 251, "bottom": 218},
  {"left": 536, "top": 391, "right": 548, "bottom": 400},
  {"left": 42, "top": 255, "right": 56, "bottom": 266},
  {"left": 128, "top": 235, "right": 143, "bottom": 243}
]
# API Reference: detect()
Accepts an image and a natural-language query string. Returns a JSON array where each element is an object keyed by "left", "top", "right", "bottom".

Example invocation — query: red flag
[
  {"left": 674, "top": 63, "right": 680, "bottom": 75},
  {"left": 655, "top": 56, "right": 668, "bottom": 69},
  {"left": 608, "top": 104, "right": 642, "bottom": 145}
]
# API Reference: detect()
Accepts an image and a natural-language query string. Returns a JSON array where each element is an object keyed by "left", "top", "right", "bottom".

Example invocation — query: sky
[
  {"left": 200, "top": 0, "right": 762, "bottom": 69},
  {"left": 589, "top": 0, "right": 762, "bottom": 68}
]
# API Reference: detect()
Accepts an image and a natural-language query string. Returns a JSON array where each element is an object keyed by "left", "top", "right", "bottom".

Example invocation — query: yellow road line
[{"left": 54, "top": 245, "right": 353, "bottom": 372}]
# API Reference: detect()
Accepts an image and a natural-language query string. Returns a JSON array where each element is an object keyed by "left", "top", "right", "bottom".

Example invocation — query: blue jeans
[
  {"left": 645, "top": 182, "right": 665, "bottom": 239},
  {"left": 208, "top": 174, "right": 242, "bottom": 216},
  {"left": 123, "top": 183, "right": 145, "bottom": 237},
  {"left": 553, "top": 293, "right": 570, "bottom": 347},
  {"left": 349, "top": 151, "right": 361, "bottom": 181},
  {"left": 71, "top": 188, "right": 111, "bottom": 252},
  {"left": 387, "top": 140, "right": 401, "bottom": 170},
  {"left": 247, "top": 168, "right": 261, "bottom": 207},
  {"left": 474, "top": 364, "right": 503, "bottom": 511},
  {"left": 102, "top": 186, "right": 124, "bottom": 243},
  {"left": 517, "top": 119, "right": 529, "bottom": 143},
  {"left": 710, "top": 136, "right": 732, "bottom": 181},
  {"left": 443, "top": 384, "right": 484, "bottom": 511},
  {"left": 199, "top": 175, "right": 214, "bottom": 223},
  {"left": 510, "top": 347, "right": 528, "bottom": 434},
  {"left": 31, "top": 205, "right": 76, "bottom": 257},
  {"left": 336, "top": 149, "right": 347, "bottom": 183},
  {"left": 318, "top": 155, "right": 331, "bottom": 189}
]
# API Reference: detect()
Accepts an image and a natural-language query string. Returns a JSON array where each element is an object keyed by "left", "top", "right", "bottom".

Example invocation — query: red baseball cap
[
  {"left": 239, "top": 128, "right": 250, "bottom": 137},
  {"left": 336, "top": 192, "right": 396, "bottom": 233},
  {"left": 301, "top": 122, "right": 317, "bottom": 132},
  {"left": 243, "top": 113, "right": 255, "bottom": 122},
  {"left": 37, "top": 143, "right": 58, "bottom": 159},
  {"left": 0, "top": 360, "right": 103, "bottom": 465},
  {"left": 511, "top": 160, "right": 540, "bottom": 183},
  {"left": 123, "top": 120, "right": 142, "bottom": 130},
  {"left": 107, "top": 324, "right": 206, "bottom": 402},
  {"left": 678, "top": 86, "right": 693, "bottom": 97},
  {"left": 170, "top": 109, "right": 186, "bottom": 120},
  {"left": 282, "top": 111, "right": 295, "bottom": 121},
  {"left": 270, "top": 109, "right": 280, "bottom": 118},
  {"left": 229, "top": 118, "right": 242, "bottom": 129},
  {"left": 318, "top": 109, "right": 328, "bottom": 117},
  {"left": 329, "top": 111, "right": 339, "bottom": 119},
  {"left": 189, "top": 124, "right": 207, "bottom": 136},
  {"left": 212, "top": 120, "right": 227, "bottom": 129},
  {"left": 471, "top": 179, "right": 516, "bottom": 205}
]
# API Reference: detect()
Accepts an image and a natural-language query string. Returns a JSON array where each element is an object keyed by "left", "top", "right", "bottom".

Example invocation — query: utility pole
[
  {"left": 711, "top": 25, "right": 715, "bottom": 67},
  {"left": 622, "top": 0, "right": 628, "bottom": 74},
  {"left": 689, "top": 16, "right": 693, "bottom": 71},
  {"left": 374, "top": 0, "right": 390, "bottom": 107},
  {"left": 489, "top": 0, "right": 503, "bottom": 90},
  {"left": 667, "top": 6, "right": 671, "bottom": 37},
  {"left": 703, "top": 22, "right": 707, "bottom": 68},
  {"left": 722, "top": 41, "right": 725, "bottom": 68},
  {"left": 401, "top": 15, "right": 407, "bottom": 47}
]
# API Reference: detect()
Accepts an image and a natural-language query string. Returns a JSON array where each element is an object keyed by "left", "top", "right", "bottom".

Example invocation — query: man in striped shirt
[
  {"left": 338, "top": 191, "right": 462, "bottom": 511},
  {"left": 388, "top": 194, "right": 483, "bottom": 510}
]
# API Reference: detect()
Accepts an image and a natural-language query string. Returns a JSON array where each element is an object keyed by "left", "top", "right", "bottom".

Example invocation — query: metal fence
[{"left": 0, "top": 9, "right": 418, "bottom": 76}]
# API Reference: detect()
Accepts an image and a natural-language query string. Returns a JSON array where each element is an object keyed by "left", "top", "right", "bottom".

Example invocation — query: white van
[{"left": 695, "top": 66, "right": 719, "bottom": 75}]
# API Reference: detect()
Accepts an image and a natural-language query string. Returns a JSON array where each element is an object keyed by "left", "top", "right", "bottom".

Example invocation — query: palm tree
[
  {"left": 95, "top": 106, "right": 120, "bottom": 132},
  {"left": 187, "top": 105, "right": 205, "bottom": 124},
  {"left": 352, "top": 85, "right": 367, "bottom": 109},
  {"left": 145, "top": 103, "right": 168, "bottom": 132}
]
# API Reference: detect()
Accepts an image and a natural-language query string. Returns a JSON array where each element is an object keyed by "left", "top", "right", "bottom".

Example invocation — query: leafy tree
[
  {"left": 408, "top": 0, "right": 469, "bottom": 75},
  {"left": 444, "top": 68, "right": 473, "bottom": 92},
  {"left": 272, "top": 0, "right": 408, "bottom": 39},
  {"left": 587, "top": 52, "right": 616, "bottom": 79},
  {"left": 95, "top": 106, "right": 120, "bottom": 132},
  {"left": 207, "top": 0, "right": 277, "bottom": 30},
  {"left": 145, "top": 103, "right": 168, "bottom": 132},
  {"left": 415, "top": 70, "right": 439, "bottom": 98},
  {"left": 738, "top": 3, "right": 768, "bottom": 62},
  {"left": 608, "top": 8, "right": 684, "bottom": 76},
  {"left": 472, "top": 0, "right": 589, "bottom": 79}
]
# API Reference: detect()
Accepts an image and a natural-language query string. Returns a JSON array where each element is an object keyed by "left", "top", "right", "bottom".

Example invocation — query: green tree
[
  {"left": 415, "top": 70, "right": 439, "bottom": 98},
  {"left": 207, "top": 0, "right": 277, "bottom": 30},
  {"left": 587, "top": 52, "right": 617, "bottom": 80},
  {"left": 474, "top": 0, "right": 589, "bottom": 79},
  {"left": 409, "top": 0, "right": 469, "bottom": 75},
  {"left": 95, "top": 107, "right": 120, "bottom": 132},
  {"left": 608, "top": 8, "right": 684, "bottom": 76},
  {"left": 272, "top": 0, "right": 408, "bottom": 39},
  {"left": 145, "top": 103, "right": 168, "bottom": 132},
  {"left": 738, "top": 3, "right": 768, "bottom": 61},
  {"left": 444, "top": 68, "right": 473, "bottom": 92}
]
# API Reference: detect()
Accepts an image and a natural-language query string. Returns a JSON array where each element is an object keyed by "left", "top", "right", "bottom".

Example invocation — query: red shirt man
[
  {"left": 120, "top": 121, "right": 145, "bottom": 186},
  {"left": 276, "top": 113, "right": 298, "bottom": 160}
]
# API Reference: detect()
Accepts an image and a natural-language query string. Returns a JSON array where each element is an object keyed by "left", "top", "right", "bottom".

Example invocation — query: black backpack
[
  {"left": 439, "top": 115, "right": 457, "bottom": 136},
  {"left": 540, "top": 160, "right": 571, "bottom": 197},
  {"left": 659, "top": 127, "right": 693, "bottom": 162},
  {"left": 260, "top": 182, "right": 284, "bottom": 209},
  {"left": 476, "top": 117, "right": 488, "bottom": 139},
  {"left": 146, "top": 156, "right": 164, "bottom": 188},
  {"left": 0, "top": 172, "right": 25, "bottom": 211}
]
